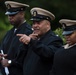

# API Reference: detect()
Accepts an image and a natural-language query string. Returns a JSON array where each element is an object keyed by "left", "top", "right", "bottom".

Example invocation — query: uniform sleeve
[
  {"left": 0, "top": 31, "right": 9, "bottom": 51},
  {"left": 8, "top": 44, "right": 28, "bottom": 67},
  {"left": 74, "top": 73, "right": 76, "bottom": 75},
  {"left": 29, "top": 38, "right": 63, "bottom": 60}
]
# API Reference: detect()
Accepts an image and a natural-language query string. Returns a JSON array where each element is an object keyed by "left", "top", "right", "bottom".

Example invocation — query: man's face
[
  {"left": 8, "top": 12, "right": 24, "bottom": 27},
  {"left": 32, "top": 20, "right": 51, "bottom": 37},
  {"left": 64, "top": 31, "right": 76, "bottom": 45}
]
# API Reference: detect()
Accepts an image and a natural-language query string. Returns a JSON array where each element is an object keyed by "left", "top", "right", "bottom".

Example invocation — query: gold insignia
[
  {"left": 6, "top": 4, "right": 11, "bottom": 9},
  {"left": 33, "top": 10, "right": 37, "bottom": 16}
]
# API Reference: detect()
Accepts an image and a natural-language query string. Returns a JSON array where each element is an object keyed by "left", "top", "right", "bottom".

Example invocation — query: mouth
[
  {"left": 33, "top": 28, "right": 39, "bottom": 31},
  {"left": 66, "top": 40, "right": 71, "bottom": 43},
  {"left": 33, "top": 29, "right": 40, "bottom": 33}
]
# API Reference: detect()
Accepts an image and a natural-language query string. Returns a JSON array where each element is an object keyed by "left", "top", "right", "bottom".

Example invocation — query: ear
[
  {"left": 46, "top": 21, "right": 51, "bottom": 29},
  {"left": 20, "top": 11, "right": 25, "bottom": 17},
  {"left": 46, "top": 21, "right": 50, "bottom": 26}
]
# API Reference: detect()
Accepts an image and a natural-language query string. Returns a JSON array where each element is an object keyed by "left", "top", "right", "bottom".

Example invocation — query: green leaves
[{"left": 54, "top": 28, "right": 66, "bottom": 44}]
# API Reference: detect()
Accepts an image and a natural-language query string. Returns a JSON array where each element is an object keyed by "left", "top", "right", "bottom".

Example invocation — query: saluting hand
[
  {"left": 17, "top": 34, "right": 31, "bottom": 44},
  {"left": 17, "top": 33, "right": 38, "bottom": 45},
  {"left": 29, "top": 32, "right": 38, "bottom": 40}
]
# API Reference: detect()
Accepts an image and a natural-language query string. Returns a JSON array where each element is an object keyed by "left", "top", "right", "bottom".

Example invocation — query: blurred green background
[{"left": 0, "top": 0, "right": 76, "bottom": 44}]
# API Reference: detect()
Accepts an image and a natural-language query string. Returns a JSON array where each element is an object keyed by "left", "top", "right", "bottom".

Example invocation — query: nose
[
  {"left": 8, "top": 15, "right": 13, "bottom": 20},
  {"left": 33, "top": 24, "right": 37, "bottom": 27},
  {"left": 33, "top": 22, "right": 39, "bottom": 27}
]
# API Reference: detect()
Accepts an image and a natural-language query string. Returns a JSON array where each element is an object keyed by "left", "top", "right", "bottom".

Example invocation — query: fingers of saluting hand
[
  {"left": 17, "top": 34, "right": 26, "bottom": 42},
  {"left": 17, "top": 34, "right": 31, "bottom": 44},
  {"left": 29, "top": 33, "right": 38, "bottom": 40},
  {"left": 16, "top": 34, "right": 24, "bottom": 37}
]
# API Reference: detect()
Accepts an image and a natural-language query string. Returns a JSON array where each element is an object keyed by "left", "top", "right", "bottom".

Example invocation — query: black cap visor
[
  {"left": 5, "top": 11, "right": 19, "bottom": 15},
  {"left": 62, "top": 31, "right": 74, "bottom": 36}
]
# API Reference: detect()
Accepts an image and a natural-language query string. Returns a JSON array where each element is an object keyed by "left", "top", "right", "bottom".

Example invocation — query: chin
[
  {"left": 10, "top": 22, "right": 14, "bottom": 25},
  {"left": 34, "top": 31, "right": 40, "bottom": 34},
  {"left": 69, "top": 43, "right": 74, "bottom": 46}
]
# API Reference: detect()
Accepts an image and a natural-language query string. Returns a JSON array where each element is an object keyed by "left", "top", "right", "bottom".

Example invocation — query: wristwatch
[{"left": 8, "top": 60, "right": 12, "bottom": 64}]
